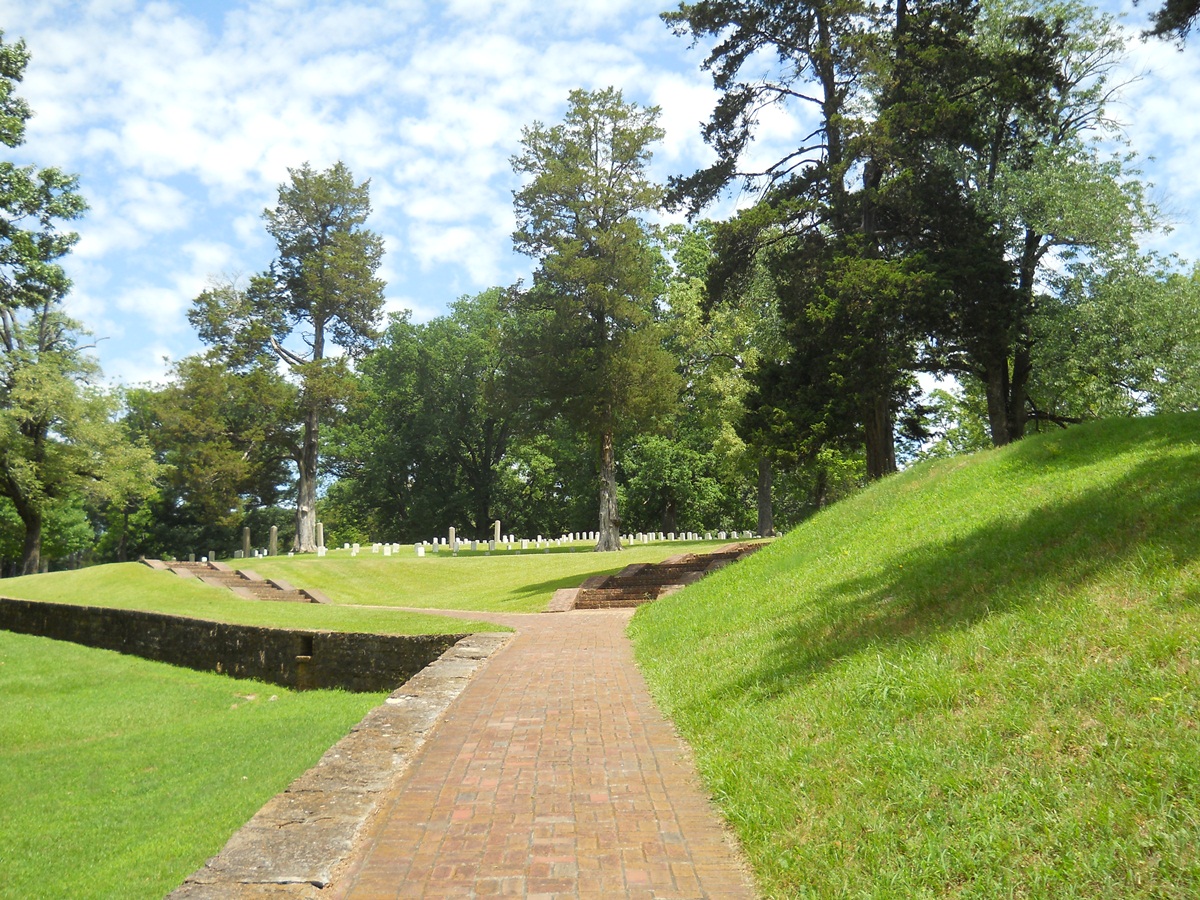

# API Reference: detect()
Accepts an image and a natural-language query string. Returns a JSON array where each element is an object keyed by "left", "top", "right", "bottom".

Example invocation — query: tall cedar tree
[
  {"left": 510, "top": 88, "right": 679, "bottom": 551},
  {"left": 191, "top": 162, "right": 385, "bottom": 552}
]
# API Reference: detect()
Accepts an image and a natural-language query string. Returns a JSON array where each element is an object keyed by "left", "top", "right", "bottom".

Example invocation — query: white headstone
[
  {"left": 415, "top": 544, "right": 425, "bottom": 557},
  {"left": 521, "top": 539, "right": 529, "bottom": 550},
  {"left": 383, "top": 544, "right": 392, "bottom": 557},
  {"left": 719, "top": 531, "right": 727, "bottom": 540}
]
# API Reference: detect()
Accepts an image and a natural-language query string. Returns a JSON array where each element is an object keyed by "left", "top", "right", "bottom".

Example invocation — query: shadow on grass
[{"left": 731, "top": 423, "right": 1200, "bottom": 702}]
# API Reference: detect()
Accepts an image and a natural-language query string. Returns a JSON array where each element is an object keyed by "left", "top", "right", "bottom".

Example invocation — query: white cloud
[{"left": 2, "top": 0, "right": 1196, "bottom": 386}]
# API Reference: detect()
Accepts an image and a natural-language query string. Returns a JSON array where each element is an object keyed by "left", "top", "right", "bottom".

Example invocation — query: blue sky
[{"left": 1, "top": 0, "right": 1197, "bottom": 386}]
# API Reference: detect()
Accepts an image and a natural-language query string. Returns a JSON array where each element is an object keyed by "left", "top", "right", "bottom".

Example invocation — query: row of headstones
[
  {"left": 185, "top": 521, "right": 759, "bottom": 563},
  {"left": 401, "top": 528, "right": 757, "bottom": 557}
]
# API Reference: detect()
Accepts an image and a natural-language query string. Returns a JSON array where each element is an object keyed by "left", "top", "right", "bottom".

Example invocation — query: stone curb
[{"left": 169, "top": 631, "right": 512, "bottom": 898}]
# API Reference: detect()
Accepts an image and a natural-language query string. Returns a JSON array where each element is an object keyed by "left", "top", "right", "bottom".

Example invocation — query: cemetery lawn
[
  {"left": 630, "top": 413, "right": 1200, "bottom": 898},
  {"left": 249, "top": 540, "right": 726, "bottom": 613},
  {"left": 0, "top": 562, "right": 506, "bottom": 633},
  {"left": 0, "top": 629, "right": 385, "bottom": 899}
]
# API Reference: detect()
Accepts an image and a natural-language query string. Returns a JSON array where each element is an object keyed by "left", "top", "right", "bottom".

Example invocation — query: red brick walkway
[{"left": 328, "top": 609, "right": 755, "bottom": 899}]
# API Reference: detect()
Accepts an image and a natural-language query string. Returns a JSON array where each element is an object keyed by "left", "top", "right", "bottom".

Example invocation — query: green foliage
[
  {"left": 631, "top": 413, "right": 1200, "bottom": 897},
  {"left": 510, "top": 88, "right": 677, "bottom": 436},
  {"left": 917, "top": 384, "right": 994, "bottom": 461},
  {"left": 121, "top": 352, "right": 296, "bottom": 560},
  {"left": 325, "top": 290, "right": 523, "bottom": 541},
  {"left": 191, "top": 162, "right": 386, "bottom": 552},
  {"left": 510, "top": 88, "right": 679, "bottom": 549},
  {"left": 1029, "top": 258, "right": 1200, "bottom": 420},
  {"left": 0, "top": 30, "right": 157, "bottom": 574},
  {"left": 667, "top": 0, "right": 1163, "bottom": 466},
  {"left": 1142, "top": 0, "right": 1200, "bottom": 41}
]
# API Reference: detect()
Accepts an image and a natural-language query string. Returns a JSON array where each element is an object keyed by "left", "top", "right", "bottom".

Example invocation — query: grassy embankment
[{"left": 630, "top": 413, "right": 1200, "bottom": 898}]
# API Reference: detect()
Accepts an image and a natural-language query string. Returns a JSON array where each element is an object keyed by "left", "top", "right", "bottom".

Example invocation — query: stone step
[{"left": 143, "top": 559, "right": 320, "bottom": 604}]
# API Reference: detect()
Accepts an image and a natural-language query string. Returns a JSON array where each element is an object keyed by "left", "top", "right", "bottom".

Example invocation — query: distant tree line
[{"left": 2, "top": 0, "right": 1199, "bottom": 569}]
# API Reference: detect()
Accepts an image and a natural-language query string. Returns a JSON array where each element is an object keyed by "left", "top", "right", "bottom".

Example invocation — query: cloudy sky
[{"left": 1, "top": 0, "right": 1197, "bottom": 386}]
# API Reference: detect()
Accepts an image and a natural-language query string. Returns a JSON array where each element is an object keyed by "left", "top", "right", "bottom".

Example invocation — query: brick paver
[{"left": 328, "top": 609, "right": 755, "bottom": 899}]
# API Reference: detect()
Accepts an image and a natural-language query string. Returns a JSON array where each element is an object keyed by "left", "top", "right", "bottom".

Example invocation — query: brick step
[
  {"left": 576, "top": 587, "right": 660, "bottom": 602},
  {"left": 574, "top": 594, "right": 658, "bottom": 609},
  {"left": 600, "top": 570, "right": 705, "bottom": 588},
  {"left": 552, "top": 541, "right": 768, "bottom": 613}
]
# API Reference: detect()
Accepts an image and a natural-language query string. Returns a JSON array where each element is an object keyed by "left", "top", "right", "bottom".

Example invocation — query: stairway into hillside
[
  {"left": 141, "top": 559, "right": 332, "bottom": 604},
  {"left": 548, "top": 542, "right": 766, "bottom": 612}
]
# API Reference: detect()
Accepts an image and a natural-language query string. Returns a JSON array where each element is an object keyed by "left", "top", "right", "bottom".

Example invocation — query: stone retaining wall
[{"left": 0, "top": 597, "right": 466, "bottom": 692}]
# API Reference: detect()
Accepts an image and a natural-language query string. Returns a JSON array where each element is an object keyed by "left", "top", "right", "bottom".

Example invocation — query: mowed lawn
[
  {"left": 0, "top": 562, "right": 505, "bottom": 633},
  {"left": 249, "top": 539, "right": 727, "bottom": 613},
  {"left": 0, "top": 630, "right": 386, "bottom": 899}
]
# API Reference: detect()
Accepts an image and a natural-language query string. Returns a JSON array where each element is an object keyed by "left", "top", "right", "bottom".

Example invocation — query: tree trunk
[
  {"left": 983, "top": 360, "right": 1011, "bottom": 447},
  {"left": 18, "top": 504, "right": 42, "bottom": 576},
  {"left": 595, "top": 428, "right": 621, "bottom": 552},
  {"left": 1007, "top": 346, "right": 1032, "bottom": 442},
  {"left": 863, "top": 393, "right": 897, "bottom": 480},
  {"left": 756, "top": 456, "right": 775, "bottom": 537},
  {"left": 295, "top": 406, "right": 319, "bottom": 552},
  {"left": 814, "top": 466, "right": 829, "bottom": 510},
  {"left": 116, "top": 508, "right": 129, "bottom": 563},
  {"left": 662, "top": 497, "right": 677, "bottom": 536}
]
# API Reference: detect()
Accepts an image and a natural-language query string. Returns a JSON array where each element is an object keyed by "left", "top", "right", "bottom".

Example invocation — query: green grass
[
  {"left": 0, "top": 562, "right": 505, "bottom": 633},
  {"left": 629, "top": 413, "right": 1200, "bottom": 898},
  {"left": 249, "top": 539, "right": 727, "bottom": 613},
  {"left": 0, "top": 630, "right": 385, "bottom": 899}
]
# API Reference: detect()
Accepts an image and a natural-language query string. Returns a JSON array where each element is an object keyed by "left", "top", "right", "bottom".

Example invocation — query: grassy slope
[
  {"left": 630, "top": 413, "right": 1200, "bottom": 898},
  {"left": 0, "top": 630, "right": 384, "bottom": 899},
  {"left": 249, "top": 539, "right": 723, "bottom": 613},
  {"left": 0, "top": 562, "right": 505, "bottom": 633}
]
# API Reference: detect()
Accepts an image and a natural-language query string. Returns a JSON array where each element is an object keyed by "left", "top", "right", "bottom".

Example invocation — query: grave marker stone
[
  {"left": 242, "top": 527, "right": 251, "bottom": 559},
  {"left": 268, "top": 525, "right": 278, "bottom": 557}
]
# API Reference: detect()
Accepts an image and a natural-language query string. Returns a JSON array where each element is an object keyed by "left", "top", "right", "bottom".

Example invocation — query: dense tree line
[{"left": 2, "top": 0, "right": 1199, "bottom": 568}]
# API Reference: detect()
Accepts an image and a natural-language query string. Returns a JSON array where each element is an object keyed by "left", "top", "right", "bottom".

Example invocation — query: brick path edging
[{"left": 170, "top": 632, "right": 512, "bottom": 898}]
